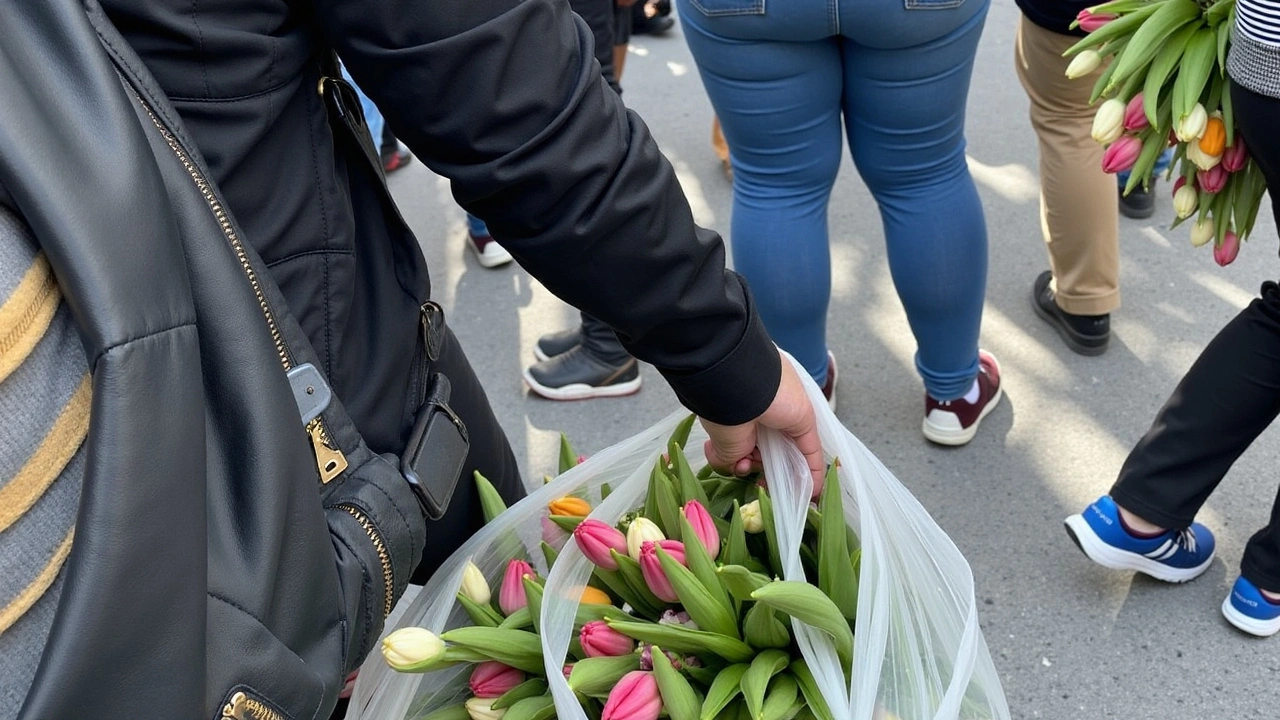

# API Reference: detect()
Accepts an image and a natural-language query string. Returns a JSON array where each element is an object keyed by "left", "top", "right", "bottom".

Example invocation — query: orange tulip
[
  {"left": 1199, "top": 116, "right": 1226, "bottom": 157},
  {"left": 579, "top": 586, "right": 613, "bottom": 605},
  {"left": 548, "top": 496, "right": 592, "bottom": 517}
]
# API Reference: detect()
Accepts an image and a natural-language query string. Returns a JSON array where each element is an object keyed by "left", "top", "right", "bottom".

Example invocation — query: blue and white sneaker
[
  {"left": 1222, "top": 576, "right": 1280, "bottom": 637},
  {"left": 1064, "top": 496, "right": 1215, "bottom": 583}
]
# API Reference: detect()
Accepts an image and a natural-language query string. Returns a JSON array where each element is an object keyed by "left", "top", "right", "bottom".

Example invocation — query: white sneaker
[{"left": 468, "top": 232, "right": 513, "bottom": 268}]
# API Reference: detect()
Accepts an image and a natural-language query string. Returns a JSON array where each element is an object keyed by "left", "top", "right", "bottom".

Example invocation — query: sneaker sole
[
  {"left": 467, "top": 238, "right": 514, "bottom": 269},
  {"left": 522, "top": 368, "right": 642, "bottom": 400},
  {"left": 1221, "top": 596, "right": 1280, "bottom": 637},
  {"left": 1063, "top": 514, "right": 1212, "bottom": 583},
  {"left": 1030, "top": 286, "right": 1109, "bottom": 357},
  {"left": 921, "top": 383, "right": 1003, "bottom": 446}
]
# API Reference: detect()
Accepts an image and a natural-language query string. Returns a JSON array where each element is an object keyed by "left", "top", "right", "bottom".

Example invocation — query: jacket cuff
[{"left": 661, "top": 284, "right": 781, "bottom": 426}]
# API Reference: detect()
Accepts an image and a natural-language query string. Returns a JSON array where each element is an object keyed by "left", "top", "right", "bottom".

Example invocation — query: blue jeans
[{"left": 677, "top": 0, "right": 990, "bottom": 399}]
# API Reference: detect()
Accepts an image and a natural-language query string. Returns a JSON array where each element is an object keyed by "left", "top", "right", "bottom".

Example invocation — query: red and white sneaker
[
  {"left": 922, "top": 350, "right": 1002, "bottom": 446},
  {"left": 468, "top": 231, "right": 513, "bottom": 268}
]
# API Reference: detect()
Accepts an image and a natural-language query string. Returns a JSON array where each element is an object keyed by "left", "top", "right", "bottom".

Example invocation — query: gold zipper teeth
[
  {"left": 132, "top": 95, "right": 291, "bottom": 371},
  {"left": 221, "top": 691, "right": 285, "bottom": 720},
  {"left": 336, "top": 503, "right": 395, "bottom": 617}
]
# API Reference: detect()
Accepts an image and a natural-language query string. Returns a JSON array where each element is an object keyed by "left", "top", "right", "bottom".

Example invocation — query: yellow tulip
[{"left": 548, "top": 496, "right": 592, "bottom": 517}]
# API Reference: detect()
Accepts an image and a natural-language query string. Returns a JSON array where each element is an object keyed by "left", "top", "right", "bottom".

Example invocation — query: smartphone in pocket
[{"left": 401, "top": 373, "right": 469, "bottom": 520}]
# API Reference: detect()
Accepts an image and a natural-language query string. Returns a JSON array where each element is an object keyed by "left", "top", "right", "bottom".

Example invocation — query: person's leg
[
  {"left": 569, "top": 0, "right": 623, "bottom": 93},
  {"left": 613, "top": 2, "right": 633, "bottom": 85},
  {"left": 1014, "top": 16, "right": 1120, "bottom": 318},
  {"left": 710, "top": 115, "right": 731, "bottom": 179},
  {"left": 840, "top": 0, "right": 990, "bottom": 401},
  {"left": 340, "top": 65, "right": 385, "bottom": 152},
  {"left": 676, "top": 1, "right": 842, "bottom": 387},
  {"left": 467, "top": 213, "right": 490, "bottom": 238}
]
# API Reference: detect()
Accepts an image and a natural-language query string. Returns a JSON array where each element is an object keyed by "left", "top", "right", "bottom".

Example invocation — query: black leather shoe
[
  {"left": 1031, "top": 271, "right": 1110, "bottom": 356},
  {"left": 1119, "top": 183, "right": 1155, "bottom": 219},
  {"left": 534, "top": 326, "right": 582, "bottom": 361},
  {"left": 524, "top": 346, "right": 642, "bottom": 400}
]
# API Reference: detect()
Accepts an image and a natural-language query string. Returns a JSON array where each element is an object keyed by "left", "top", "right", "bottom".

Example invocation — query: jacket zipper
[
  {"left": 335, "top": 503, "right": 395, "bottom": 617},
  {"left": 221, "top": 691, "right": 285, "bottom": 720},
  {"left": 129, "top": 88, "right": 348, "bottom": 484}
]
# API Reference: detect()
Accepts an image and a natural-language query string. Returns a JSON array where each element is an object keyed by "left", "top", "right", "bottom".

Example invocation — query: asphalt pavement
[{"left": 385, "top": 1, "right": 1280, "bottom": 716}]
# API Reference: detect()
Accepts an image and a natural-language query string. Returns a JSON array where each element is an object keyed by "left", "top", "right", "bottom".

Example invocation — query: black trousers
[{"left": 1111, "top": 82, "right": 1280, "bottom": 591}]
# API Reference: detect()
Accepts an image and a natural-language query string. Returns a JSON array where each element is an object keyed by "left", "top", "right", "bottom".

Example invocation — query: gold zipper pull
[
  {"left": 307, "top": 419, "right": 348, "bottom": 483},
  {"left": 222, "top": 691, "right": 286, "bottom": 720}
]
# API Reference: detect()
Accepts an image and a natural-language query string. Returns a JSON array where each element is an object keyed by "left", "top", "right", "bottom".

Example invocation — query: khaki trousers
[{"left": 1014, "top": 16, "right": 1120, "bottom": 315}]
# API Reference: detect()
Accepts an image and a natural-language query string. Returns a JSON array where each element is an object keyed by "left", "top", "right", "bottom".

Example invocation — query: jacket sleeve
[{"left": 313, "top": 0, "right": 780, "bottom": 426}]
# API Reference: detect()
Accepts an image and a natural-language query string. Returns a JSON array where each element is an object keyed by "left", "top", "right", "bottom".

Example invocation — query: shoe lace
[{"left": 1176, "top": 527, "right": 1198, "bottom": 554}]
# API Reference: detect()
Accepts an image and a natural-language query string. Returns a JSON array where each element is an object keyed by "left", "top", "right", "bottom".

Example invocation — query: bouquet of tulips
[
  {"left": 1067, "top": 0, "right": 1266, "bottom": 265},
  {"left": 346, "top": 357, "right": 1009, "bottom": 720}
]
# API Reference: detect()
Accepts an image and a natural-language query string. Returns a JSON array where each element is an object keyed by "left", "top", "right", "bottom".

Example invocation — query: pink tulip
[
  {"left": 573, "top": 519, "right": 628, "bottom": 571},
  {"left": 1222, "top": 138, "right": 1249, "bottom": 173},
  {"left": 1215, "top": 230, "right": 1240, "bottom": 266},
  {"left": 563, "top": 664, "right": 574, "bottom": 681},
  {"left": 469, "top": 661, "right": 525, "bottom": 698},
  {"left": 1197, "top": 164, "right": 1228, "bottom": 194},
  {"left": 1076, "top": 9, "right": 1118, "bottom": 32},
  {"left": 499, "top": 559, "right": 534, "bottom": 615},
  {"left": 601, "top": 671, "right": 662, "bottom": 720},
  {"left": 638, "top": 540, "right": 686, "bottom": 603},
  {"left": 1123, "top": 93, "right": 1149, "bottom": 131},
  {"left": 682, "top": 500, "right": 720, "bottom": 560},
  {"left": 1101, "top": 135, "right": 1142, "bottom": 174},
  {"left": 542, "top": 516, "right": 567, "bottom": 548},
  {"left": 580, "top": 620, "right": 635, "bottom": 658}
]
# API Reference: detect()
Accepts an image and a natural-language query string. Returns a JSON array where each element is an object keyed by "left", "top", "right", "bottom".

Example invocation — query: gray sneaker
[
  {"left": 534, "top": 326, "right": 582, "bottom": 362},
  {"left": 524, "top": 346, "right": 641, "bottom": 400}
]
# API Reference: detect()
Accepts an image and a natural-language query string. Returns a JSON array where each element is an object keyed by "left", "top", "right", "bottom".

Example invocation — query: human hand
[{"left": 700, "top": 350, "right": 826, "bottom": 496}]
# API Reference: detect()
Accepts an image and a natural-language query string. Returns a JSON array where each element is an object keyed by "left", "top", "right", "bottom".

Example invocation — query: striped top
[
  {"left": 1237, "top": 0, "right": 1280, "bottom": 46},
  {"left": 0, "top": 206, "right": 89, "bottom": 716}
]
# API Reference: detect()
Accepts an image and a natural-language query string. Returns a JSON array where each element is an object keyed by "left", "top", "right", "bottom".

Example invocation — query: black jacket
[
  {"left": 1016, "top": 0, "right": 1094, "bottom": 35},
  {"left": 100, "top": 0, "right": 782, "bottom": 458}
]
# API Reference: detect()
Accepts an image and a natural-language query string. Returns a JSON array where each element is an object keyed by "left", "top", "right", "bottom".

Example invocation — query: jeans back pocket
[
  {"left": 689, "top": 0, "right": 765, "bottom": 17},
  {"left": 904, "top": 0, "right": 965, "bottom": 8}
]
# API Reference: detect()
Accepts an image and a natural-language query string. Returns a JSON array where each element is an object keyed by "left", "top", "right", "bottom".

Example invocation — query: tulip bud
[
  {"left": 1197, "top": 164, "right": 1228, "bottom": 194},
  {"left": 740, "top": 500, "right": 764, "bottom": 533},
  {"left": 1176, "top": 103, "right": 1208, "bottom": 143},
  {"left": 681, "top": 500, "right": 720, "bottom": 560},
  {"left": 638, "top": 540, "right": 686, "bottom": 603},
  {"left": 574, "top": 519, "right": 628, "bottom": 571},
  {"left": 1222, "top": 138, "right": 1249, "bottom": 173},
  {"left": 1186, "top": 141, "right": 1222, "bottom": 171},
  {"left": 1100, "top": 135, "right": 1142, "bottom": 174},
  {"left": 548, "top": 496, "right": 592, "bottom": 517},
  {"left": 601, "top": 671, "right": 662, "bottom": 720},
  {"left": 1091, "top": 99, "right": 1126, "bottom": 144},
  {"left": 1076, "top": 9, "right": 1118, "bottom": 32},
  {"left": 1123, "top": 93, "right": 1149, "bottom": 131},
  {"left": 460, "top": 561, "right": 492, "bottom": 606},
  {"left": 464, "top": 696, "right": 507, "bottom": 720},
  {"left": 1215, "top": 230, "right": 1240, "bottom": 266},
  {"left": 541, "top": 516, "right": 567, "bottom": 548},
  {"left": 580, "top": 620, "right": 636, "bottom": 657},
  {"left": 499, "top": 559, "right": 534, "bottom": 616},
  {"left": 1172, "top": 183, "right": 1199, "bottom": 219},
  {"left": 1065, "top": 49, "right": 1102, "bottom": 80},
  {"left": 381, "top": 627, "right": 445, "bottom": 672},
  {"left": 626, "top": 517, "right": 666, "bottom": 561},
  {"left": 579, "top": 585, "right": 614, "bottom": 605},
  {"left": 1190, "top": 217, "right": 1215, "bottom": 247},
  {"left": 658, "top": 609, "right": 697, "bottom": 629},
  {"left": 469, "top": 661, "right": 526, "bottom": 698}
]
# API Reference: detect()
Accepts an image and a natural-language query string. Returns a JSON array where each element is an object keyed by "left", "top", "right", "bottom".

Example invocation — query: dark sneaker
[
  {"left": 634, "top": 14, "right": 675, "bottom": 35},
  {"left": 1031, "top": 271, "right": 1110, "bottom": 356},
  {"left": 1119, "top": 183, "right": 1155, "bottom": 219},
  {"left": 467, "top": 231, "right": 513, "bottom": 268},
  {"left": 821, "top": 351, "right": 837, "bottom": 412},
  {"left": 1064, "top": 495, "right": 1215, "bottom": 583},
  {"left": 922, "top": 350, "right": 1002, "bottom": 446},
  {"left": 534, "top": 327, "right": 582, "bottom": 362},
  {"left": 1222, "top": 576, "right": 1280, "bottom": 637},
  {"left": 382, "top": 147, "right": 413, "bottom": 174},
  {"left": 524, "top": 346, "right": 642, "bottom": 400}
]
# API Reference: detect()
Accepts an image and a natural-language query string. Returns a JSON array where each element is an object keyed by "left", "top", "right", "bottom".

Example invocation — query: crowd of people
[{"left": 3, "top": 0, "right": 1280, "bottom": 717}]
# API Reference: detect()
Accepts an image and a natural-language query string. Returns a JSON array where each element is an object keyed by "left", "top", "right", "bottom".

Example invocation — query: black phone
[{"left": 401, "top": 373, "right": 469, "bottom": 520}]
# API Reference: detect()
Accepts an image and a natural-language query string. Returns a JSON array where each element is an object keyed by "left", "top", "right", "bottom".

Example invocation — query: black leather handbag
[{"left": 0, "top": 1, "right": 434, "bottom": 717}]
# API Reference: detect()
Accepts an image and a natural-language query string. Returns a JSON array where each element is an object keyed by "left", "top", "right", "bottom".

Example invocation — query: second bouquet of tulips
[{"left": 347, "top": 355, "right": 1011, "bottom": 720}]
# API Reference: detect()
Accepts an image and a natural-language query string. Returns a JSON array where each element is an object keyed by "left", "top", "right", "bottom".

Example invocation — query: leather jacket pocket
[
  {"left": 904, "top": 0, "right": 965, "bottom": 8},
  {"left": 325, "top": 449, "right": 427, "bottom": 671},
  {"left": 688, "top": 0, "right": 765, "bottom": 17}
]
